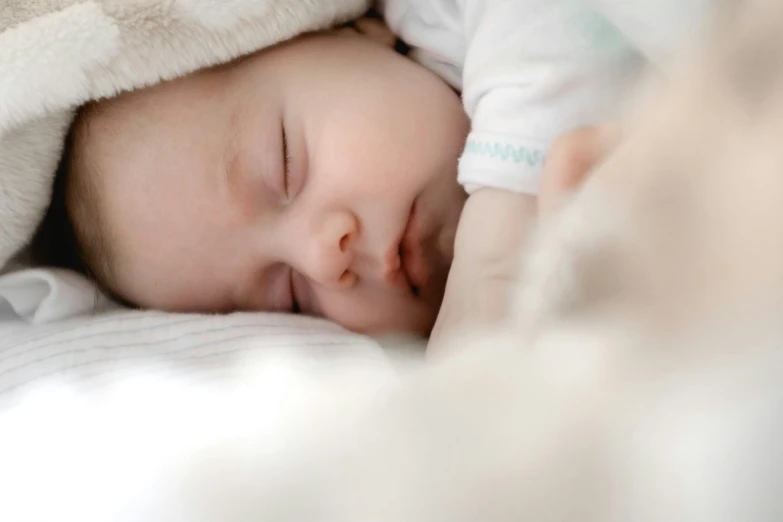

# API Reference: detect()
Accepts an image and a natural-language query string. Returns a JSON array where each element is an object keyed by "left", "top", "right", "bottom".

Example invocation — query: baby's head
[{"left": 59, "top": 26, "right": 469, "bottom": 335}]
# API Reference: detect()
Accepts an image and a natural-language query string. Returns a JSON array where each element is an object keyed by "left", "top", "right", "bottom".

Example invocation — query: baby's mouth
[{"left": 384, "top": 200, "right": 433, "bottom": 298}]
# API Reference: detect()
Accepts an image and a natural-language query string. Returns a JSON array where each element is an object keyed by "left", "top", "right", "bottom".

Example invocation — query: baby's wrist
[{"left": 453, "top": 188, "right": 537, "bottom": 278}]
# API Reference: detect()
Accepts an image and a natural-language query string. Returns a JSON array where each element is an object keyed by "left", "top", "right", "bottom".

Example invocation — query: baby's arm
[
  {"left": 429, "top": 1, "right": 641, "bottom": 353},
  {"left": 430, "top": 126, "right": 621, "bottom": 355},
  {"left": 429, "top": 188, "right": 536, "bottom": 355}
]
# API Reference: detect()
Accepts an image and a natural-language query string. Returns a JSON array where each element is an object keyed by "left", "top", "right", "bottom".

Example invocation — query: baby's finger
[
  {"left": 539, "top": 124, "right": 620, "bottom": 215},
  {"left": 354, "top": 18, "right": 397, "bottom": 47}
]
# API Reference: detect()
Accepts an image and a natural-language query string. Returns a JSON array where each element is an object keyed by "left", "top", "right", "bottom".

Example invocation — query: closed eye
[
  {"left": 289, "top": 267, "right": 301, "bottom": 314},
  {"left": 282, "top": 122, "right": 294, "bottom": 197}
]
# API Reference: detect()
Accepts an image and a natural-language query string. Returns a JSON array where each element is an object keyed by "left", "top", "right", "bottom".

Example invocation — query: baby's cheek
[{"left": 320, "top": 289, "right": 435, "bottom": 336}]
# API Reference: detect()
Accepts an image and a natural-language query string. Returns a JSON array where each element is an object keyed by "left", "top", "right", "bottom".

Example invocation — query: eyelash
[
  {"left": 282, "top": 124, "right": 293, "bottom": 196},
  {"left": 282, "top": 123, "right": 299, "bottom": 314},
  {"left": 289, "top": 268, "right": 301, "bottom": 314}
]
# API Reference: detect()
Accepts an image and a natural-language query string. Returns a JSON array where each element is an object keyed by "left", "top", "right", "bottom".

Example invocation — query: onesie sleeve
[{"left": 458, "top": 0, "right": 645, "bottom": 194}]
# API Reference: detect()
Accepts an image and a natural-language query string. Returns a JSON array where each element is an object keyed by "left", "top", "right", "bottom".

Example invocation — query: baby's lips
[
  {"left": 382, "top": 236, "right": 412, "bottom": 293},
  {"left": 384, "top": 259, "right": 412, "bottom": 292}
]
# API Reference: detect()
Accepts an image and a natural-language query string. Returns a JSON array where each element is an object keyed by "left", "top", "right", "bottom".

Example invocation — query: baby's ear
[{"left": 337, "top": 17, "right": 397, "bottom": 48}]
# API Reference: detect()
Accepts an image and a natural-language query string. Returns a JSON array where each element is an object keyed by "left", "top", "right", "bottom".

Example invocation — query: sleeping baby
[{"left": 37, "top": 1, "right": 710, "bottom": 343}]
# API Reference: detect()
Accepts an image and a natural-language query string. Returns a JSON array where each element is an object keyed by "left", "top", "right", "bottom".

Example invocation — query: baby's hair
[{"left": 30, "top": 104, "right": 113, "bottom": 288}]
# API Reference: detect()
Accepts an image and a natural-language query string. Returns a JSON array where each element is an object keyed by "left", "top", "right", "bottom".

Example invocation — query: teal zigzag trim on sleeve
[{"left": 464, "top": 139, "right": 546, "bottom": 166}]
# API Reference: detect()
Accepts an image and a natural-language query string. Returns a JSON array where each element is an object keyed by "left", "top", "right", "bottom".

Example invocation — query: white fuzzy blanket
[{"left": 0, "top": 0, "right": 369, "bottom": 269}]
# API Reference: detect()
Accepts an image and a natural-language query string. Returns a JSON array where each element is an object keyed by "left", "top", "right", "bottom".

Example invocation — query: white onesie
[{"left": 379, "top": 0, "right": 712, "bottom": 195}]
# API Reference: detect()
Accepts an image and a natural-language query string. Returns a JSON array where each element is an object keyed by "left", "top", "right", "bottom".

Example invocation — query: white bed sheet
[
  {"left": 0, "top": 269, "right": 411, "bottom": 522},
  {"left": 0, "top": 268, "right": 392, "bottom": 407}
]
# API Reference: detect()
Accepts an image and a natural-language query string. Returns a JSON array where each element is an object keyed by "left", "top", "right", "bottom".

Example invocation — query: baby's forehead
[
  {"left": 83, "top": 29, "right": 403, "bottom": 144},
  {"left": 81, "top": 73, "right": 212, "bottom": 162}
]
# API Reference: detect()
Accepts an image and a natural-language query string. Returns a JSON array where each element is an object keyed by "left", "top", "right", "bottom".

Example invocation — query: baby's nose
[{"left": 303, "top": 210, "right": 359, "bottom": 289}]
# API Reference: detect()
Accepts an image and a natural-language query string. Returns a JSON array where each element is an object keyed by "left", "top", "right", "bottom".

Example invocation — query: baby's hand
[
  {"left": 427, "top": 124, "right": 620, "bottom": 356},
  {"left": 427, "top": 189, "right": 537, "bottom": 358},
  {"left": 336, "top": 16, "right": 396, "bottom": 47},
  {"left": 539, "top": 124, "right": 620, "bottom": 214}
]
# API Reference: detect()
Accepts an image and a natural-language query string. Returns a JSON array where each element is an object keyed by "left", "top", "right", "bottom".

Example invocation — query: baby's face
[{"left": 80, "top": 30, "right": 469, "bottom": 335}]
